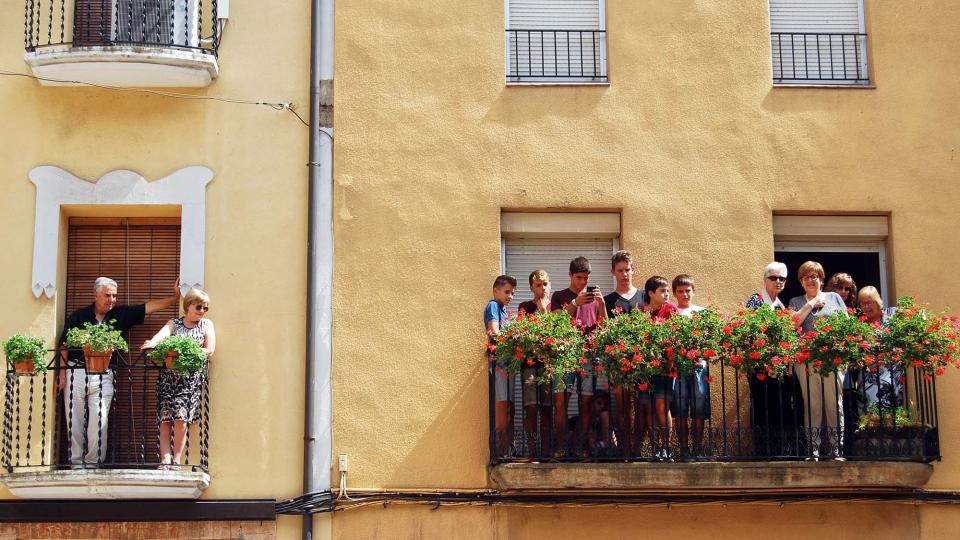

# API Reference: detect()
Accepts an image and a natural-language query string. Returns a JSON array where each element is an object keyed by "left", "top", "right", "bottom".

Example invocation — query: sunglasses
[
  {"left": 766, "top": 276, "right": 788, "bottom": 283},
  {"left": 192, "top": 305, "right": 210, "bottom": 312},
  {"left": 836, "top": 286, "right": 855, "bottom": 293}
]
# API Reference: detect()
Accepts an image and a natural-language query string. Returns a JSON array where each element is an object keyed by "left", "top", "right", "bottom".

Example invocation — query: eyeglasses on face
[
  {"left": 766, "top": 276, "right": 787, "bottom": 283},
  {"left": 192, "top": 304, "right": 210, "bottom": 312},
  {"left": 800, "top": 275, "right": 822, "bottom": 282}
]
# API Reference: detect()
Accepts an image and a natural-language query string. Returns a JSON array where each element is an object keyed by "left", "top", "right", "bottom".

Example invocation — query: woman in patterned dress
[{"left": 142, "top": 289, "right": 217, "bottom": 469}]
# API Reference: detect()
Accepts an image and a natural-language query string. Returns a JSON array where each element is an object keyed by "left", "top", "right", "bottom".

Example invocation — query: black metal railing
[
  {"left": 490, "top": 360, "right": 939, "bottom": 463},
  {"left": 771, "top": 32, "right": 868, "bottom": 84},
  {"left": 2, "top": 349, "right": 209, "bottom": 472},
  {"left": 24, "top": 0, "right": 220, "bottom": 56},
  {"left": 507, "top": 29, "right": 607, "bottom": 82}
]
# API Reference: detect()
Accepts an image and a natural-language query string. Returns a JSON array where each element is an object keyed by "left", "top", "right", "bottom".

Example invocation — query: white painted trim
[
  {"left": 772, "top": 215, "right": 888, "bottom": 240},
  {"left": 3, "top": 469, "right": 209, "bottom": 499},
  {"left": 29, "top": 166, "right": 214, "bottom": 299}
]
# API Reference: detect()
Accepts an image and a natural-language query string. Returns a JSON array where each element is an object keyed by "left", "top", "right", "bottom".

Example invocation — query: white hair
[
  {"left": 94, "top": 277, "right": 118, "bottom": 293},
  {"left": 763, "top": 262, "right": 788, "bottom": 279}
]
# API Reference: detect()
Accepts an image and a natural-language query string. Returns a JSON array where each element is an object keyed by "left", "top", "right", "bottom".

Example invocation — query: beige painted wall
[
  {"left": 0, "top": 2, "right": 312, "bottom": 503},
  {"left": 330, "top": 0, "right": 960, "bottom": 506}
]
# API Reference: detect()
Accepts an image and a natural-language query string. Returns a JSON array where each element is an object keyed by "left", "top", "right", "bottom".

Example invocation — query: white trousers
[
  {"left": 63, "top": 369, "right": 115, "bottom": 465},
  {"left": 795, "top": 364, "right": 844, "bottom": 457}
]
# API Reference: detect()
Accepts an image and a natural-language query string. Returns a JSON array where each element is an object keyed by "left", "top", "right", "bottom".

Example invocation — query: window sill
[
  {"left": 773, "top": 83, "right": 876, "bottom": 90},
  {"left": 2, "top": 469, "right": 210, "bottom": 499},
  {"left": 506, "top": 82, "right": 610, "bottom": 87},
  {"left": 490, "top": 461, "right": 932, "bottom": 492}
]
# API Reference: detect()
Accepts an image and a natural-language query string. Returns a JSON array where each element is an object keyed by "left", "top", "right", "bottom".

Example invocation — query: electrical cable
[{"left": 0, "top": 68, "right": 325, "bottom": 133}]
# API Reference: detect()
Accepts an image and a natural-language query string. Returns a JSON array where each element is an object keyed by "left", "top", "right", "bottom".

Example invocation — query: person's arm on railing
[
  {"left": 144, "top": 279, "right": 182, "bottom": 315},
  {"left": 141, "top": 321, "right": 174, "bottom": 350}
]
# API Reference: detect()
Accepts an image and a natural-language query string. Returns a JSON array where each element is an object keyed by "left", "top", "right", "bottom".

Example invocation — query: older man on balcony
[{"left": 58, "top": 277, "right": 180, "bottom": 468}]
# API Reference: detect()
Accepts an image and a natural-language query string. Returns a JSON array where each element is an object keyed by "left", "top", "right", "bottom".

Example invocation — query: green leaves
[
  {"left": 64, "top": 321, "right": 129, "bottom": 353},
  {"left": 665, "top": 308, "right": 726, "bottom": 377},
  {"left": 726, "top": 306, "right": 799, "bottom": 379},
  {"left": 148, "top": 335, "right": 208, "bottom": 376},
  {"left": 493, "top": 311, "right": 585, "bottom": 387},
  {"left": 2, "top": 334, "right": 47, "bottom": 373},
  {"left": 879, "top": 297, "right": 960, "bottom": 380},
  {"left": 589, "top": 309, "right": 667, "bottom": 386},
  {"left": 805, "top": 310, "right": 876, "bottom": 377}
]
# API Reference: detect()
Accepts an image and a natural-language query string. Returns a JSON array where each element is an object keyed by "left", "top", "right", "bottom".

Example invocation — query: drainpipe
[{"left": 304, "top": 0, "right": 334, "bottom": 538}]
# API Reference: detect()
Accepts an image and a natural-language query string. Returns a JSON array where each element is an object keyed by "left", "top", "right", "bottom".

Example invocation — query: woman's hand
[{"left": 806, "top": 295, "right": 825, "bottom": 311}]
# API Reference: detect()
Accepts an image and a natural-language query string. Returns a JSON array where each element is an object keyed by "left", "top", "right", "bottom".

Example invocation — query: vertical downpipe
[{"left": 305, "top": 0, "right": 334, "bottom": 538}]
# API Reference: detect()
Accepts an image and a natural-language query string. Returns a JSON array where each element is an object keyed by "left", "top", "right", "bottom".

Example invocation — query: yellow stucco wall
[
  {"left": 331, "top": 0, "right": 960, "bottom": 533},
  {"left": 0, "top": 2, "right": 311, "bottom": 505}
]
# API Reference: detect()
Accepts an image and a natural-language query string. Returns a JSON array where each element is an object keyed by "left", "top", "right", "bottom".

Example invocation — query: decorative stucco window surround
[{"left": 30, "top": 166, "right": 214, "bottom": 299}]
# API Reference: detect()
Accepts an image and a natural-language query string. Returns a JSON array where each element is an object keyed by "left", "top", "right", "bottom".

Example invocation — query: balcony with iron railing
[
  {"left": 489, "top": 360, "right": 938, "bottom": 491},
  {"left": 1, "top": 349, "right": 210, "bottom": 499},
  {"left": 23, "top": 1, "right": 227, "bottom": 87},
  {"left": 771, "top": 32, "right": 870, "bottom": 85},
  {"left": 506, "top": 29, "right": 607, "bottom": 84}
]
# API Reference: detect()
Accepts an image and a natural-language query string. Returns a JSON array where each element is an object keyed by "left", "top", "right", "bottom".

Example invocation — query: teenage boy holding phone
[{"left": 551, "top": 256, "right": 606, "bottom": 456}]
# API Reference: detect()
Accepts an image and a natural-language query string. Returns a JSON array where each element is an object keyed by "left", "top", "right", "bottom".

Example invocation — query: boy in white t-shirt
[{"left": 671, "top": 274, "right": 709, "bottom": 459}]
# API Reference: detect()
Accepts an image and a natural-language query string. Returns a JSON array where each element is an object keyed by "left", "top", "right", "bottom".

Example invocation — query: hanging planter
[
  {"left": 148, "top": 335, "right": 207, "bottom": 376},
  {"left": 3, "top": 334, "right": 48, "bottom": 376},
  {"left": 65, "top": 321, "right": 128, "bottom": 375}
]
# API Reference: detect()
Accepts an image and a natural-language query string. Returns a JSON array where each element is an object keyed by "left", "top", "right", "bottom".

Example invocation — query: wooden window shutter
[
  {"left": 61, "top": 218, "right": 181, "bottom": 466},
  {"left": 73, "top": 0, "right": 113, "bottom": 46}
]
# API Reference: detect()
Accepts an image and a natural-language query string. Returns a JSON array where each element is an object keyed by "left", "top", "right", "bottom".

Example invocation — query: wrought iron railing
[
  {"left": 24, "top": 0, "right": 220, "bottom": 55},
  {"left": 2, "top": 350, "right": 209, "bottom": 472},
  {"left": 771, "top": 32, "right": 869, "bottom": 84},
  {"left": 507, "top": 29, "right": 607, "bottom": 82},
  {"left": 490, "top": 359, "right": 939, "bottom": 463}
]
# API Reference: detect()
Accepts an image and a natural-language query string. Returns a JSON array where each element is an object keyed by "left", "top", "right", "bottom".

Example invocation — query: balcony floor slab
[
  {"left": 24, "top": 45, "right": 218, "bottom": 87},
  {"left": 2, "top": 469, "right": 210, "bottom": 499},
  {"left": 491, "top": 461, "right": 933, "bottom": 492}
]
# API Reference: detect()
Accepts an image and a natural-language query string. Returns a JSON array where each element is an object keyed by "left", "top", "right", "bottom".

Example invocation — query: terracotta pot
[
  {"left": 165, "top": 350, "right": 179, "bottom": 370},
  {"left": 13, "top": 356, "right": 36, "bottom": 376},
  {"left": 82, "top": 344, "right": 113, "bottom": 374}
]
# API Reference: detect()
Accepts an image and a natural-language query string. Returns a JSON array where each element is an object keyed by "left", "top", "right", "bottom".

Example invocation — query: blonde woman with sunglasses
[{"left": 142, "top": 288, "right": 217, "bottom": 470}]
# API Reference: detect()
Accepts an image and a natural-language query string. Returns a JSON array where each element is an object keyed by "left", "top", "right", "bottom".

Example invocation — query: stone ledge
[
  {"left": 2, "top": 469, "right": 210, "bottom": 499},
  {"left": 490, "top": 461, "right": 933, "bottom": 492},
  {"left": 24, "top": 45, "right": 219, "bottom": 87}
]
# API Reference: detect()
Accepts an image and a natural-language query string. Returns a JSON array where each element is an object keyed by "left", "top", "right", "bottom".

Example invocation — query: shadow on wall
[
  {"left": 482, "top": 86, "right": 608, "bottom": 127},
  {"left": 389, "top": 354, "right": 491, "bottom": 488}
]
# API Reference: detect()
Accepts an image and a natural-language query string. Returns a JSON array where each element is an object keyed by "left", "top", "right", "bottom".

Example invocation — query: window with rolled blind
[
  {"left": 769, "top": 0, "right": 869, "bottom": 84},
  {"left": 506, "top": 0, "right": 608, "bottom": 83},
  {"left": 72, "top": 0, "right": 198, "bottom": 47},
  {"left": 61, "top": 218, "right": 181, "bottom": 466},
  {"left": 503, "top": 237, "right": 616, "bottom": 307}
]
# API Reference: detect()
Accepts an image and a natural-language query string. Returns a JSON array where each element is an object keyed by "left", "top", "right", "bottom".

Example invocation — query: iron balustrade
[
  {"left": 771, "top": 32, "right": 869, "bottom": 84},
  {"left": 2, "top": 349, "right": 209, "bottom": 472},
  {"left": 507, "top": 29, "right": 607, "bottom": 82},
  {"left": 489, "top": 359, "right": 940, "bottom": 464},
  {"left": 24, "top": 0, "right": 220, "bottom": 55}
]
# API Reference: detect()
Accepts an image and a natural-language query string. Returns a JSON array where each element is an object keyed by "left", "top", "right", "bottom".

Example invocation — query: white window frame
[
  {"left": 505, "top": 0, "right": 608, "bottom": 84},
  {"left": 768, "top": 0, "right": 870, "bottom": 86}
]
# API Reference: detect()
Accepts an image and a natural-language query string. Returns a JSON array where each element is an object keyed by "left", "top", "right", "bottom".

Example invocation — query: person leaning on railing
[
  {"left": 57, "top": 277, "right": 180, "bottom": 468},
  {"left": 142, "top": 288, "right": 217, "bottom": 470},
  {"left": 857, "top": 286, "right": 902, "bottom": 410},
  {"left": 788, "top": 260, "right": 849, "bottom": 459},
  {"left": 745, "top": 262, "right": 804, "bottom": 457}
]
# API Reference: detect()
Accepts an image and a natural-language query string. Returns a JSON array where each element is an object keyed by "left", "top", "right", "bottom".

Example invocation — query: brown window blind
[
  {"left": 61, "top": 218, "right": 181, "bottom": 466},
  {"left": 73, "top": 0, "right": 113, "bottom": 46}
]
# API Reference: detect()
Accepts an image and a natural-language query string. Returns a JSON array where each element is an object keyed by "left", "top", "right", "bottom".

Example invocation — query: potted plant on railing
[
  {"left": 148, "top": 335, "right": 208, "bottom": 376},
  {"left": 725, "top": 306, "right": 799, "bottom": 380},
  {"left": 492, "top": 310, "right": 585, "bottom": 387},
  {"left": 664, "top": 308, "right": 726, "bottom": 379},
  {"left": 64, "top": 321, "right": 128, "bottom": 374},
  {"left": 878, "top": 297, "right": 960, "bottom": 381},
  {"left": 852, "top": 402, "right": 934, "bottom": 460},
  {"left": 800, "top": 310, "right": 876, "bottom": 378},
  {"left": 2, "top": 334, "right": 48, "bottom": 376},
  {"left": 590, "top": 308, "right": 668, "bottom": 391}
]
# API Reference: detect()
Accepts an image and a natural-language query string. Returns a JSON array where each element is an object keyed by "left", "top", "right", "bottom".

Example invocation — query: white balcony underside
[
  {"left": 3, "top": 469, "right": 210, "bottom": 499},
  {"left": 24, "top": 46, "right": 218, "bottom": 88}
]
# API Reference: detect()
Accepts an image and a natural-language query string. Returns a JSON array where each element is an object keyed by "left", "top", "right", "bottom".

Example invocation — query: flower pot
[
  {"left": 82, "top": 344, "right": 113, "bottom": 374},
  {"left": 164, "top": 351, "right": 179, "bottom": 370},
  {"left": 13, "top": 356, "right": 37, "bottom": 376}
]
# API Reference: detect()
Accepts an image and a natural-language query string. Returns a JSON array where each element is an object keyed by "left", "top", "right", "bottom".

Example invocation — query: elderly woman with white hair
[
  {"left": 857, "top": 286, "right": 902, "bottom": 409},
  {"left": 745, "top": 262, "right": 804, "bottom": 456}
]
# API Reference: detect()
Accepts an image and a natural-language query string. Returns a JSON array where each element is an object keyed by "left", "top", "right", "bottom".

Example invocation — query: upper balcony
[
  {"left": 2, "top": 350, "right": 210, "bottom": 499},
  {"left": 23, "top": 1, "right": 225, "bottom": 88}
]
